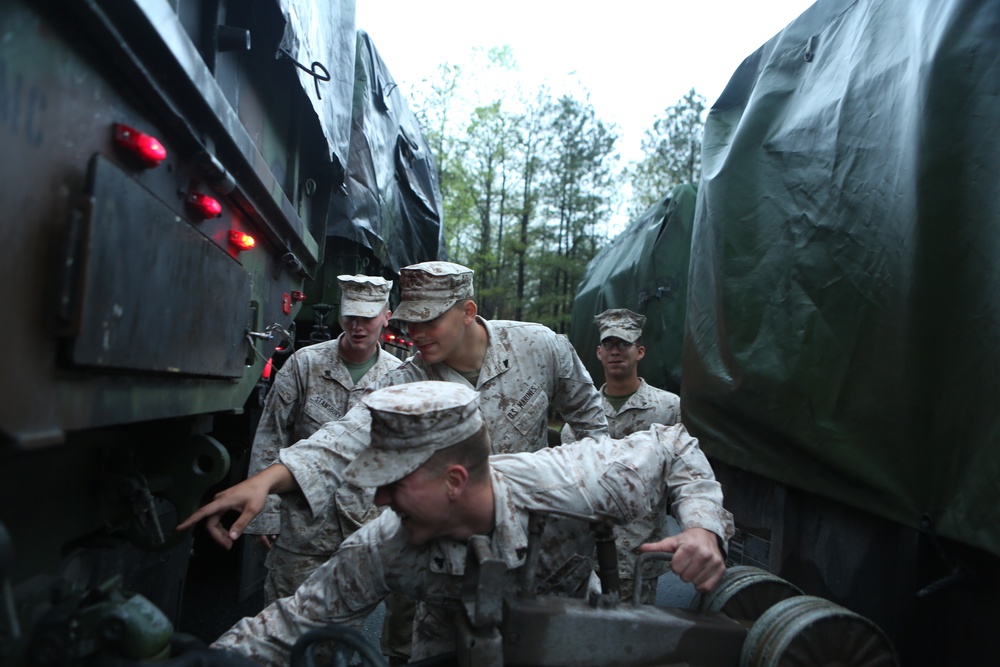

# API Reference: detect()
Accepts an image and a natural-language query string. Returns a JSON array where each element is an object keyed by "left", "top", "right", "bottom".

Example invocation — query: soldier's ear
[
  {"left": 444, "top": 464, "right": 469, "bottom": 500},
  {"left": 462, "top": 299, "right": 478, "bottom": 324},
  {"left": 636, "top": 345, "right": 646, "bottom": 361}
]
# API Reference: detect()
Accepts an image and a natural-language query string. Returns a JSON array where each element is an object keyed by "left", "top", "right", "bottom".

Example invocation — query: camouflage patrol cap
[
  {"left": 391, "top": 261, "right": 474, "bottom": 322},
  {"left": 338, "top": 274, "right": 392, "bottom": 318},
  {"left": 344, "top": 381, "right": 483, "bottom": 487},
  {"left": 595, "top": 308, "right": 646, "bottom": 344}
]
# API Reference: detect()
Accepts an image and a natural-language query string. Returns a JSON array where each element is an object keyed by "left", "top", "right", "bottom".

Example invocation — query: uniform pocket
[
  {"left": 301, "top": 394, "right": 342, "bottom": 434},
  {"left": 503, "top": 383, "right": 547, "bottom": 437}
]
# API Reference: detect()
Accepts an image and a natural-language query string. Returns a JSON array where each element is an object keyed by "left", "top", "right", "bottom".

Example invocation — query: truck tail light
[
  {"left": 187, "top": 191, "right": 222, "bottom": 219},
  {"left": 229, "top": 230, "right": 256, "bottom": 251},
  {"left": 113, "top": 123, "right": 167, "bottom": 167}
]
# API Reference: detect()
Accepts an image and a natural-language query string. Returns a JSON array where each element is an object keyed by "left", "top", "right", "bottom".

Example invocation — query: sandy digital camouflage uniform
[
  {"left": 244, "top": 334, "right": 402, "bottom": 599},
  {"left": 563, "top": 378, "right": 682, "bottom": 598},
  {"left": 277, "top": 316, "right": 608, "bottom": 516},
  {"left": 213, "top": 423, "right": 734, "bottom": 663},
  {"left": 274, "top": 266, "right": 607, "bottom": 660}
]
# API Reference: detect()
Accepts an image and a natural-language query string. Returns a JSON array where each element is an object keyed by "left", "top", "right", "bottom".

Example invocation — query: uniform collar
[
  {"left": 477, "top": 317, "right": 513, "bottom": 385},
  {"left": 601, "top": 378, "right": 652, "bottom": 414},
  {"left": 320, "top": 333, "right": 354, "bottom": 385}
]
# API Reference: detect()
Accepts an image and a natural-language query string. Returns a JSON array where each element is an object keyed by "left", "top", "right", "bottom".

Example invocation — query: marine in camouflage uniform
[
  {"left": 243, "top": 275, "right": 401, "bottom": 604},
  {"left": 277, "top": 262, "right": 608, "bottom": 662},
  {"left": 212, "top": 382, "right": 733, "bottom": 664},
  {"left": 562, "top": 308, "right": 682, "bottom": 604},
  {"left": 179, "top": 263, "right": 608, "bottom": 664}
]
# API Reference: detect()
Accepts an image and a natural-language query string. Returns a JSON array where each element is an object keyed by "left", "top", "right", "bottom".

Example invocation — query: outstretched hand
[
  {"left": 639, "top": 527, "right": 726, "bottom": 593},
  {"left": 176, "top": 464, "right": 295, "bottom": 550}
]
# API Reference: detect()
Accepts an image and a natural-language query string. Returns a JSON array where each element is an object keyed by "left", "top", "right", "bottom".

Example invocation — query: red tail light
[
  {"left": 229, "top": 230, "right": 256, "bottom": 251},
  {"left": 114, "top": 123, "right": 166, "bottom": 167},
  {"left": 187, "top": 191, "right": 222, "bottom": 219}
]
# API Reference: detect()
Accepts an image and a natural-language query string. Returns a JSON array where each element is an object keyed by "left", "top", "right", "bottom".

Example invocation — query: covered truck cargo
[
  {"left": 326, "top": 30, "right": 444, "bottom": 274},
  {"left": 687, "top": 0, "right": 999, "bottom": 565},
  {"left": 683, "top": 0, "right": 999, "bottom": 661},
  {"left": 295, "top": 30, "right": 445, "bottom": 343},
  {"left": 277, "top": 0, "right": 356, "bottom": 171}
]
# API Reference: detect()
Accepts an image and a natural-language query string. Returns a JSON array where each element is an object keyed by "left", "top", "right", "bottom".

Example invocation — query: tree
[
  {"left": 409, "top": 62, "right": 477, "bottom": 260},
  {"left": 406, "top": 47, "right": 621, "bottom": 327},
  {"left": 628, "top": 88, "right": 706, "bottom": 217},
  {"left": 461, "top": 100, "right": 515, "bottom": 319},
  {"left": 532, "top": 93, "right": 618, "bottom": 333},
  {"left": 508, "top": 87, "right": 554, "bottom": 321}
]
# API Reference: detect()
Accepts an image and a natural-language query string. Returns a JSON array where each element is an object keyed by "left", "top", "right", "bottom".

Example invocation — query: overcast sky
[{"left": 356, "top": 0, "right": 818, "bottom": 164}]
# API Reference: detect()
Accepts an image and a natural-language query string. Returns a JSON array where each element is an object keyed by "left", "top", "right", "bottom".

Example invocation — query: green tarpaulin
[
  {"left": 683, "top": 0, "right": 999, "bottom": 556},
  {"left": 326, "top": 31, "right": 444, "bottom": 273}
]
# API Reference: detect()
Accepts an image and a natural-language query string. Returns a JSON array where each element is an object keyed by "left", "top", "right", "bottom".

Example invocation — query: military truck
[
  {"left": 0, "top": 0, "right": 441, "bottom": 664},
  {"left": 572, "top": 0, "right": 999, "bottom": 664}
]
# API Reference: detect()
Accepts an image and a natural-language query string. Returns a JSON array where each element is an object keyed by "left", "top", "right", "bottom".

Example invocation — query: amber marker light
[
  {"left": 113, "top": 123, "right": 167, "bottom": 167},
  {"left": 228, "top": 230, "right": 256, "bottom": 251}
]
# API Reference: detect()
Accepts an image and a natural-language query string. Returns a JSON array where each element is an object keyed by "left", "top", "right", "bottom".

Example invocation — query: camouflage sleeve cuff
[
  {"left": 672, "top": 498, "right": 735, "bottom": 552},
  {"left": 244, "top": 499, "right": 281, "bottom": 535}
]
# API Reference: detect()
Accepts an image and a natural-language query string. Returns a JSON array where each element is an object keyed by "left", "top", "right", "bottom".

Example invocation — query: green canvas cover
[
  {"left": 326, "top": 31, "right": 444, "bottom": 272},
  {"left": 684, "top": 0, "right": 1000, "bottom": 555},
  {"left": 569, "top": 184, "right": 696, "bottom": 394}
]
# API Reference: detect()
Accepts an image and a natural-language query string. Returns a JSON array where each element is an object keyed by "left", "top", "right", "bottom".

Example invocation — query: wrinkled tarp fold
[
  {"left": 683, "top": 0, "right": 1000, "bottom": 556},
  {"left": 326, "top": 31, "right": 444, "bottom": 273},
  {"left": 277, "top": 0, "right": 355, "bottom": 168}
]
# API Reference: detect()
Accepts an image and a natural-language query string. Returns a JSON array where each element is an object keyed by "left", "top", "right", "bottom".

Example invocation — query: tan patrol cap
[
  {"left": 338, "top": 274, "right": 392, "bottom": 318},
  {"left": 391, "top": 261, "right": 474, "bottom": 322},
  {"left": 595, "top": 308, "right": 646, "bottom": 344},
  {"left": 344, "top": 381, "right": 483, "bottom": 487}
]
